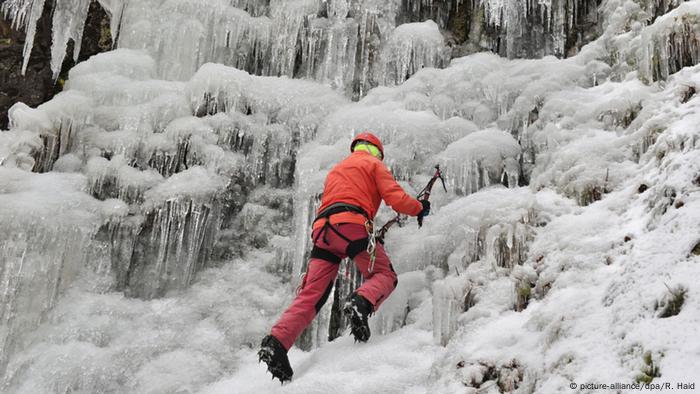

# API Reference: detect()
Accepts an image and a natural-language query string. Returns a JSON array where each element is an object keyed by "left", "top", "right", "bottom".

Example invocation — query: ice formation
[
  {"left": 478, "top": 0, "right": 601, "bottom": 57},
  {"left": 1, "top": 0, "right": 700, "bottom": 392},
  {"left": 639, "top": 2, "right": 700, "bottom": 81},
  {"left": 2, "top": 0, "right": 449, "bottom": 96},
  {"left": 0, "top": 168, "right": 105, "bottom": 374},
  {"left": 376, "top": 20, "right": 449, "bottom": 86},
  {"left": 0, "top": 44, "right": 349, "bottom": 376}
]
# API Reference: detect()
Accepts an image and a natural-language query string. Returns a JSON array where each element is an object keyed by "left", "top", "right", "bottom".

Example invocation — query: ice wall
[
  {"left": 0, "top": 169, "right": 105, "bottom": 374},
  {"left": 66, "top": 50, "right": 345, "bottom": 300},
  {"left": 20, "top": 0, "right": 700, "bottom": 90},
  {"left": 478, "top": 0, "right": 601, "bottom": 58},
  {"left": 0, "top": 47, "right": 348, "bottom": 373},
  {"left": 2, "top": 0, "right": 700, "bottom": 391},
  {"left": 3, "top": 0, "right": 609, "bottom": 101},
  {"left": 2, "top": 0, "right": 452, "bottom": 97}
]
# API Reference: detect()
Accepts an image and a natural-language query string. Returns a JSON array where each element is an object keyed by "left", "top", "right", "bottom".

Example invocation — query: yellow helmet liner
[{"left": 353, "top": 142, "right": 383, "bottom": 160}]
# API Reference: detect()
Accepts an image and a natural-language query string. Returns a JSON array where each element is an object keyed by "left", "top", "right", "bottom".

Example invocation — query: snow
[
  {"left": 0, "top": 128, "right": 42, "bottom": 170},
  {"left": 1, "top": 251, "right": 290, "bottom": 393},
  {"left": 143, "top": 166, "right": 226, "bottom": 209},
  {"left": 86, "top": 154, "right": 163, "bottom": 203},
  {"left": 203, "top": 327, "right": 441, "bottom": 394},
  {"left": 2, "top": 0, "right": 700, "bottom": 392},
  {"left": 439, "top": 129, "right": 521, "bottom": 195}
]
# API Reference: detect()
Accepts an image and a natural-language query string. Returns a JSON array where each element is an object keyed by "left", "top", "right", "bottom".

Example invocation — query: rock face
[{"left": 0, "top": 1, "right": 112, "bottom": 129}]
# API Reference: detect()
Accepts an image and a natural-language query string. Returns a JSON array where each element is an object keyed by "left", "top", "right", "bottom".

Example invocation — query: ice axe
[{"left": 377, "top": 165, "right": 446, "bottom": 242}]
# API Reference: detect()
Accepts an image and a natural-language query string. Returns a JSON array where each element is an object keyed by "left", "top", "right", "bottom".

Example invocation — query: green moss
[
  {"left": 98, "top": 23, "right": 112, "bottom": 51},
  {"left": 514, "top": 282, "right": 532, "bottom": 312},
  {"left": 635, "top": 350, "right": 661, "bottom": 384},
  {"left": 636, "top": 373, "right": 654, "bottom": 384},
  {"left": 518, "top": 284, "right": 531, "bottom": 299}
]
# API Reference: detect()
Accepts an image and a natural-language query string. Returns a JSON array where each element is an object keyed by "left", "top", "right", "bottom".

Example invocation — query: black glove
[{"left": 417, "top": 199, "right": 430, "bottom": 227}]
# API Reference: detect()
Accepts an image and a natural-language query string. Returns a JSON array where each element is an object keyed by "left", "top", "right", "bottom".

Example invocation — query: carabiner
[{"left": 365, "top": 220, "right": 377, "bottom": 273}]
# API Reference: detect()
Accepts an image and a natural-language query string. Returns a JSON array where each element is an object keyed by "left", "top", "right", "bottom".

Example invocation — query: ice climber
[{"left": 258, "top": 132, "right": 431, "bottom": 382}]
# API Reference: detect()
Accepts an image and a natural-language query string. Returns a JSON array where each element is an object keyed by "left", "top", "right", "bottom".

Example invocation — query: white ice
[{"left": 1, "top": 0, "right": 700, "bottom": 393}]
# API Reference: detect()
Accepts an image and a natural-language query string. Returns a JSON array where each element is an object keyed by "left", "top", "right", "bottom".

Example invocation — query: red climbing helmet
[{"left": 350, "top": 132, "right": 384, "bottom": 158}]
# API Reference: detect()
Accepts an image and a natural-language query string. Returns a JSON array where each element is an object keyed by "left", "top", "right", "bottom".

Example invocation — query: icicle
[
  {"left": 49, "top": 0, "right": 92, "bottom": 80},
  {"left": 481, "top": 221, "right": 529, "bottom": 270},
  {"left": 291, "top": 195, "right": 321, "bottom": 288},
  {"left": 479, "top": 0, "right": 588, "bottom": 57},
  {"left": 355, "top": 8, "right": 378, "bottom": 97},
  {"left": 127, "top": 197, "right": 220, "bottom": 299},
  {"left": 639, "top": 3, "right": 700, "bottom": 82},
  {"left": 15, "top": 0, "right": 46, "bottom": 76},
  {"left": 299, "top": 11, "right": 359, "bottom": 92},
  {"left": 1, "top": 0, "right": 33, "bottom": 28},
  {"left": 96, "top": 0, "right": 126, "bottom": 46},
  {"left": 432, "top": 277, "right": 469, "bottom": 345},
  {"left": 266, "top": 0, "right": 318, "bottom": 78}
]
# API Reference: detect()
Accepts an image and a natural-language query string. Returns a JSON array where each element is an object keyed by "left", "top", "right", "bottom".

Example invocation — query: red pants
[{"left": 270, "top": 223, "right": 397, "bottom": 350}]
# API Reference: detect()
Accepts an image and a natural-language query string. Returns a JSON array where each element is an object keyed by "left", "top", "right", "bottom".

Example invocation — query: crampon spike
[{"left": 258, "top": 335, "right": 293, "bottom": 383}]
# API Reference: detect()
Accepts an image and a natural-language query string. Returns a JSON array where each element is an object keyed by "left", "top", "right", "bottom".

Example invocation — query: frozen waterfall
[{"left": 1, "top": 0, "right": 700, "bottom": 392}]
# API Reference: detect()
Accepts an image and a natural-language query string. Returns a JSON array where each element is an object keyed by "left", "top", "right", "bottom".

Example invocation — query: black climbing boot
[
  {"left": 343, "top": 293, "right": 373, "bottom": 343},
  {"left": 258, "top": 335, "right": 293, "bottom": 383}
]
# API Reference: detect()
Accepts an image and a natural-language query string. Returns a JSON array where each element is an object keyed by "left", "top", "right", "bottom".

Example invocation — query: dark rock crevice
[
  {"left": 1, "top": 5, "right": 54, "bottom": 130},
  {"left": 0, "top": 1, "right": 112, "bottom": 130}
]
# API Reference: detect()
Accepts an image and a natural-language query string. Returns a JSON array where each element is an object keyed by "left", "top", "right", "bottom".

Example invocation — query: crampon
[
  {"left": 343, "top": 293, "right": 373, "bottom": 343},
  {"left": 258, "top": 335, "right": 293, "bottom": 383}
]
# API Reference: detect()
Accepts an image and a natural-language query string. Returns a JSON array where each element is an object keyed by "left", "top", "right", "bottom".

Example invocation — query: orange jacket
[{"left": 313, "top": 151, "right": 423, "bottom": 230}]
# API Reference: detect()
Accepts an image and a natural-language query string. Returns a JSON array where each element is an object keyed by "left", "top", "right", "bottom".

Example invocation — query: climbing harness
[{"left": 307, "top": 202, "right": 373, "bottom": 266}]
